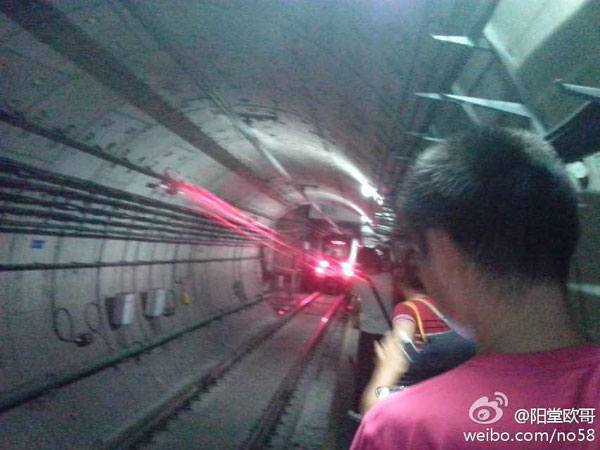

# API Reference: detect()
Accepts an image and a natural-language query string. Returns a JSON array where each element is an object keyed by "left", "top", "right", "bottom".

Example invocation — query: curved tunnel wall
[
  {"left": 0, "top": 233, "right": 271, "bottom": 448},
  {"left": 1, "top": 0, "right": 599, "bottom": 448}
]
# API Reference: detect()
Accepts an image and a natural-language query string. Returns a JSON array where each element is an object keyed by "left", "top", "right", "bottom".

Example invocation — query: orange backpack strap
[
  {"left": 411, "top": 297, "right": 447, "bottom": 323},
  {"left": 402, "top": 301, "right": 428, "bottom": 344}
]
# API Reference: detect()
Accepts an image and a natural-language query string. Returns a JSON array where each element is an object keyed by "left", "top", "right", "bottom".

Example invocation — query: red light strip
[{"left": 178, "top": 182, "right": 325, "bottom": 268}]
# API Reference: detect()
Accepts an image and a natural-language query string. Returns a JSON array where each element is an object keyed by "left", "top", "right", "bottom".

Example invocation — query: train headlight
[{"left": 341, "top": 262, "right": 354, "bottom": 277}]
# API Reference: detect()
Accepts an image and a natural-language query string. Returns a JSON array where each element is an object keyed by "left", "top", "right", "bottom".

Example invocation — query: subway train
[
  {"left": 309, "top": 233, "right": 359, "bottom": 294},
  {"left": 0, "top": 1, "right": 599, "bottom": 449}
]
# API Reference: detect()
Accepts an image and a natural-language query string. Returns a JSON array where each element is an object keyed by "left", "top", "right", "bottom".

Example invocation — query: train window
[{"left": 323, "top": 239, "right": 351, "bottom": 260}]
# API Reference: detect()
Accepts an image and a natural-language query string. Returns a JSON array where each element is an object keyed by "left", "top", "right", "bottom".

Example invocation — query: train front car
[{"left": 313, "top": 234, "right": 359, "bottom": 294}]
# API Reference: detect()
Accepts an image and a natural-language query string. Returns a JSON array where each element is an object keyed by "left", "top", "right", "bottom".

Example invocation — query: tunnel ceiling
[{"left": 0, "top": 0, "right": 496, "bottom": 223}]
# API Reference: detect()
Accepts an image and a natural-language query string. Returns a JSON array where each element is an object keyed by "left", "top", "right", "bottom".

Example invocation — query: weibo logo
[{"left": 468, "top": 392, "right": 509, "bottom": 424}]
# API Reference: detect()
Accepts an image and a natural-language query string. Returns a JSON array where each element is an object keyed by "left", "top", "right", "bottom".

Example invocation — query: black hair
[
  {"left": 398, "top": 127, "right": 579, "bottom": 285},
  {"left": 357, "top": 247, "right": 383, "bottom": 274}
]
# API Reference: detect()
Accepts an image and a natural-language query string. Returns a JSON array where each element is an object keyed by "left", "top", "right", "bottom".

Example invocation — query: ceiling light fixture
[{"left": 360, "top": 183, "right": 377, "bottom": 198}]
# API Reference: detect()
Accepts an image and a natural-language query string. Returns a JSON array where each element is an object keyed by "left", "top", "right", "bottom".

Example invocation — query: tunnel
[{"left": 0, "top": 1, "right": 599, "bottom": 449}]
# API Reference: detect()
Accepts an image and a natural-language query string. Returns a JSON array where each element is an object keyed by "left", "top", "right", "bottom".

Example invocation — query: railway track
[
  {"left": 267, "top": 299, "right": 349, "bottom": 450},
  {"left": 126, "top": 292, "right": 347, "bottom": 450}
]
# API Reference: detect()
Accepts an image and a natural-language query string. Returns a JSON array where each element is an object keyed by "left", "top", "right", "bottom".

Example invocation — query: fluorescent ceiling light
[{"left": 361, "top": 183, "right": 377, "bottom": 198}]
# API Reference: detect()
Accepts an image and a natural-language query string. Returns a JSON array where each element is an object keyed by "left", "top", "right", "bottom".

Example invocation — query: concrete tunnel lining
[{"left": 1, "top": 0, "right": 599, "bottom": 448}]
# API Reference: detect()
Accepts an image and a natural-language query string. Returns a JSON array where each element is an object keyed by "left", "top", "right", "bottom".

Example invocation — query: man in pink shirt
[{"left": 351, "top": 128, "right": 600, "bottom": 449}]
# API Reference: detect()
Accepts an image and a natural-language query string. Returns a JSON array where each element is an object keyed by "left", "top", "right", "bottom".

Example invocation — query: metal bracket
[
  {"left": 402, "top": 131, "right": 445, "bottom": 143},
  {"left": 559, "top": 83, "right": 600, "bottom": 102},
  {"left": 415, "top": 92, "right": 531, "bottom": 118},
  {"left": 430, "top": 34, "right": 492, "bottom": 51},
  {"left": 443, "top": 94, "right": 531, "bottom": 117},
  {"left": 415, "top": 93, "right": 445, "bottom": 101}
]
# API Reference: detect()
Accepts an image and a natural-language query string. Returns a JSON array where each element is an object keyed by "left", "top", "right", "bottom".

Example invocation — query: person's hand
[
  {"left": 359, "top": 331, "right": 412, "bottom": 414},
  {"left": 373, "top": 331, "right": 411, "bottom": 380}
]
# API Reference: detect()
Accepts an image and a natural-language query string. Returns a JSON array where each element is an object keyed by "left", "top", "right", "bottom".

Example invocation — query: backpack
[{"left": 399, "top": 298, "right": 476, "bottom": 385}]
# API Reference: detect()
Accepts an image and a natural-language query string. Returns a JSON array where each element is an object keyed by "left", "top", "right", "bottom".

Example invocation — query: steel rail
[
  {"left": 111, "top": 291, "right": 323, "bottom": 449},
  {"left": 240, "top": 293, "right": 347, "bottom": 450}
]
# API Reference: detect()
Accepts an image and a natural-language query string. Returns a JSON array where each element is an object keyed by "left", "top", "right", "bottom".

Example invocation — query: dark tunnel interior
[{"left": 0, "top": 1, "right": 599, "bottom": 449}]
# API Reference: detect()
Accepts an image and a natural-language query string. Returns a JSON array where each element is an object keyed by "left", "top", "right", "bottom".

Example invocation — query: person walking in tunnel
[
  {"left": 359, "top": 255, "right": 475, "bottom": 414},
  {"left": 351, "top": 127, "right": 600, "bottom": 449},
  {"left": 350, "top": 247, "right": 395, "bottom": 415}
]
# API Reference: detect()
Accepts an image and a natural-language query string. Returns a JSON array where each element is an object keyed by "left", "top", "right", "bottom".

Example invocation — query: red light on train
[
  {"left": 315, "top": 266, "right": 325, "bottom": 275},
  {"left": 318, "top": 260, "right": 330, "bottom": 268},
  {"left": 330, "top": 240, "right": 346, "bottom": 245}
]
